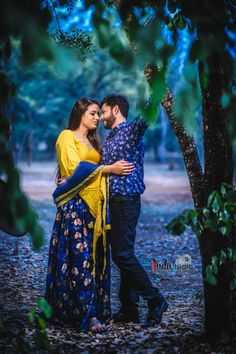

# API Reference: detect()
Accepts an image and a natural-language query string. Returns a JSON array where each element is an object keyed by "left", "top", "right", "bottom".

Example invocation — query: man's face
[{"left": 100, "top": 103, "right": 116, "bottom": 129}]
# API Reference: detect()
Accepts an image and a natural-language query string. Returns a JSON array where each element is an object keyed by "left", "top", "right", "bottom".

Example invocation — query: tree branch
[
  {"left": 144, "top": 63, "right": 204, "bottom": 208},
  {"left": 161, "top": 88, "right": 204, "bottom": 208}
]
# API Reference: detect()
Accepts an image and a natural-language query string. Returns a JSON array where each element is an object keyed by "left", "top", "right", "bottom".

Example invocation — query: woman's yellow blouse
[
  {"left": 55, "top": 129, "right": 109, "bottom": 277},
  {"left": 56, "top": 129, "right": 101, "bottom": 177}
]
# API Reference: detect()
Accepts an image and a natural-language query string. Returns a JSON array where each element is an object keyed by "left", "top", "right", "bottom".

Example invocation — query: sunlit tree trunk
[{"left": 161, "top": 89, "right": 204, "bottom": 208}]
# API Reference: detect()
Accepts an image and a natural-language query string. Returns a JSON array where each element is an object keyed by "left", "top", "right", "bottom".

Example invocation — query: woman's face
[{"left": 81, "top": 103, "right": 100, "bottom": 130}]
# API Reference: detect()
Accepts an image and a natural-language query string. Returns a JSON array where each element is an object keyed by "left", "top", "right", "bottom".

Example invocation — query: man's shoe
[
  {"left": 112, "top": 309, "right": 140, "bottom": 324},
  {"left": 142, "top": 294, "right": 168, "bottom": 328}
]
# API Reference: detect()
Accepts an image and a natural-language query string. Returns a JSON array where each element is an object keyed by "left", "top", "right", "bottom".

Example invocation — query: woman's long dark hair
[
  {"left": 56, "top": 98, "right": 102, "bottom": 181},
  {"left": 67, "top": 98, "right": 102, "bottom": 154}
]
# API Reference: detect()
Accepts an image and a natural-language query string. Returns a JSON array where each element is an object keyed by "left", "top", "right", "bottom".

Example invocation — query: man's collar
[
  {"left": 112, "top": 120, "right": 127, "bottom": 134},
  {"left": 106, "top": 121, "right": 127, "bottom": 142}
]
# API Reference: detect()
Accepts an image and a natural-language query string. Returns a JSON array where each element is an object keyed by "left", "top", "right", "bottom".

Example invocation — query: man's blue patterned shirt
[{"left": 101, "top": 117, "right": 148, "bottom": 196}]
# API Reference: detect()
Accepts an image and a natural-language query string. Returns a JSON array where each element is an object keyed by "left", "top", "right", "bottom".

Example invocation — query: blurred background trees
[
  {"left": 5, "top": 1, "right": 185, "bottom": 165},
  {"left": 0, "top": 0, "right": 55, "bottom": 245}
]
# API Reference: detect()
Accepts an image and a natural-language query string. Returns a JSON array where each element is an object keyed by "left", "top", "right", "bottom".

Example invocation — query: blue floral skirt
[{"left": 45, "top": 196, "right": 111, "bottom": 331}]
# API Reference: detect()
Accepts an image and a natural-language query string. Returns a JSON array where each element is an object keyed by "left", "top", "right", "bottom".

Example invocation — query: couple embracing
[{"left": 45, "top": 94, "right": 168, "bottom": 333}]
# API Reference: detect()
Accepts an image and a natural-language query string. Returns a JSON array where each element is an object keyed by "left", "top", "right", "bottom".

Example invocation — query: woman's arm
[
  {"left": 56, "top": 160, "right": 135, "bottom": 185},
  {"left": 102, "top": 160, "right": 135, "bottom": 175},
  {"left": 56, "top": 130, "right": 80, "bottom": 177}
]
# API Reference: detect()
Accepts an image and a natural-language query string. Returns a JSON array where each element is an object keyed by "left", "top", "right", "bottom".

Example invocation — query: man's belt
[{"left": 110, "top": 194, "right": 140, "bottom": 202}]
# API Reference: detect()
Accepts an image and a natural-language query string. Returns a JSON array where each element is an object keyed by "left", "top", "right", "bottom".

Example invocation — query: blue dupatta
[
  {"left": 52, "top": 161, "right": 110, "bottom": 277},
  {"left": 53, "top": 162, "right": 103, "bottom": 206}
]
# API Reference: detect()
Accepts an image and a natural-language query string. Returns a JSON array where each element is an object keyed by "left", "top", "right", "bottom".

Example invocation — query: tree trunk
[
  {"left": 198, "top": 53, "right": 234, "bottom": 344},
  {"left": 199, "top": 230, "right": 233, "bottom": 344},
  {"left": 140, "top": 15, "right": 236, "bottom": 345},
  {"left": 160, "top": 55, "right": 235, "bottom": 343},
  {"left": 161, "top": 89, "right": 204, "bottom": 208}
]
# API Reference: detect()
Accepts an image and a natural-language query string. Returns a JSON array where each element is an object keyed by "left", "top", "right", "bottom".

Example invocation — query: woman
[{"left": 45, "top": 98, "right": 134, "bottom": 333}]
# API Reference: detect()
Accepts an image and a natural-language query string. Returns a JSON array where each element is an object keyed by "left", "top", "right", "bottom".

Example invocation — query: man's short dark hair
[{"left": 100, "top": 94, "right": 129, "bottom": 118}]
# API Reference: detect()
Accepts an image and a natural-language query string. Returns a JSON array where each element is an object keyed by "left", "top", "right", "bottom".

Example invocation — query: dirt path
[{"left": 0, "top": 163, "right": 235, "bottom": 353}]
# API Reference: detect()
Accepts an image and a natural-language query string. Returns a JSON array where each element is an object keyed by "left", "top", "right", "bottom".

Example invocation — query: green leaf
[
  {"left": 219, "top": 226, "right": 227, "bottom": 236},
  {"left": 220, "top": 223, "right": 233, "bottom": 237},
  {"left": 33, "top": 329, "right": 49, "bottom": 350},
  {"left": 212, "top": 194, "right": 223, "bottom": 213},
  {"left": 219, "top": 209, "right": 230, "bottom": 222},
  {"left": 166, "top": 216, "right": 185, "bottom": 235},
  {"left": 191, "top": 290, "right": 204, "bottom": 301},
  {"left": 23, "top": 209, "right": 37, "bottom": 230},
  {"left": 224, "top": 200, "right": 236, "bottom": 211},
  {"left": 209, "top": 218, "right": 218, "bottom": 233},
  {"left": 30, "top": 224, "right": 45, "bottom": 250},
  {"left": 203, "top": 214, "right": 218, "bottom": 232},
  {"left": 200, "top": 62, "right": 209, "bottom": 88},
  {"left": 211, "top": 255, "right": 218, "bottom": 274},
  {"left": 181, "top": 209, "right": 198, "bottom": 225},
  {"left": 92, "top": 17, "right": 111, "bottom": 49},
  {"left": 173, "top": 14, "right": 180, "bottom": 26},
  {"left": 109, "top": 35, "right": 134, "bottom": 70},
  {"left": 219, "top": 250, "right": 227, "bottom": 265},
  {"left": 38, "top": 317, "right": 46, "bottom": 330},
  {"left": 225, "top": 222, "right": 233, "bottom": 236},
  {"left": 177, "top": 17, "right": 186, "bottom": 30},
  {"left": 28, "top": 308, "right": 35, "bottom": 324},
  {"left": 203, "top": 208, "right": 210, "bottom": 218},
  {"left": 192, "top": 222, "right": 204, "bottom": 237},
  {"left": 37, "top": 298, "right": 52, "bottom": 319},
  {"left": 220, "top": 184, "right": 227, "bottom": 196},
  {"left": 167, "top": 20, "right": 174, "bottom": 31},
  {"left": 221, "top": 93, "right": 230, "bottom": 108},
  {"left": 173, "top": 14, "right": 186, "bottom": 30},
  {"left": 205, "top": 265, "right": 217, "bottom": 285},
  {"left": 220, "top": 183, "right": 232, "bottom": 197},
  {"left": 229, "top": 279, "right": 236, "bottom": 290},
  {"left": 227, "top": 247, "right": 233, "bottom": 260}
]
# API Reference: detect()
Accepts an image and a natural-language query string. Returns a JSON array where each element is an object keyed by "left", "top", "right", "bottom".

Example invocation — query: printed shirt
[{"left": 101, "top": 117, "right": 148, "bottom": 196}]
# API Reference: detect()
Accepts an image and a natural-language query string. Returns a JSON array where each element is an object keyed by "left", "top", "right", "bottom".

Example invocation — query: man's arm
[{"left": 127, "top": 116, "right": 149, "bottom": 142}]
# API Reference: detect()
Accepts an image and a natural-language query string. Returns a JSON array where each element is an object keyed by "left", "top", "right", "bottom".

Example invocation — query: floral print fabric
[{"left": 45, "top": 196, "right": 111, "bottom": 331}]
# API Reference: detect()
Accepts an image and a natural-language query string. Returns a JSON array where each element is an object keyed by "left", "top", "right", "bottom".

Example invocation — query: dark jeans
[{"left": 109, "top": 194, "right": 159, "bottom": 312}]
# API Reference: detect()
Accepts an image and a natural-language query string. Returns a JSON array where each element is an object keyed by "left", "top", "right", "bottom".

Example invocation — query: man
[{"left": 100, "top": 94, "right": 168, "bottom": 327}]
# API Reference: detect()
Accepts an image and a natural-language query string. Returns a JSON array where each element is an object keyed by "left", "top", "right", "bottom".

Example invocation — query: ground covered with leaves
[{"left": 0, "top": 162, "right": 236, "bottom": 353}]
